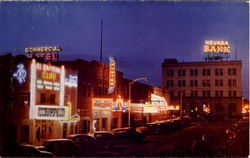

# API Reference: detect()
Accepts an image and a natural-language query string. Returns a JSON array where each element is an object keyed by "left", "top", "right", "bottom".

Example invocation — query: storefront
[{"left": 14, "top": 59, "right": 79, "bottom": 145}]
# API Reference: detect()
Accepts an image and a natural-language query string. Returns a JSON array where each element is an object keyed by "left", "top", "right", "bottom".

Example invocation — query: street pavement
[{"left": 97, "top": 119, "right": 249, "bottom": 157}]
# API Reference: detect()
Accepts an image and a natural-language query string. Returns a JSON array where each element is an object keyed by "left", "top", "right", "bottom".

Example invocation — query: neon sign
[
  {"left": 92, "top": 98, "right": 113, "bottom": 111},
  {"left": 13, "top": 63, "right": 27, "bottom": 84},
  {"left": 25, "top": 46, "right": 62, "bottom": 62},
  {"left": 108, "top": 56, "right": 116, "bottom": 94},
  {"left": 203, "top": 40, "right": 230, "bottom": 59},
  {"left": 113, "top": 96, "right": 127, "bottom": 111},
  {"left": 65, "top": 75, "right": 77, "bottom": 88},
  {"left": 29, "top": 59, "right": 68, "bottom": 120},
  {"left": 151, "top": 94, "right": 168, "bottom": 106}
]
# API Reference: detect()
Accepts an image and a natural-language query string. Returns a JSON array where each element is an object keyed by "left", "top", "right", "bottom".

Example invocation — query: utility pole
[{"left": 100, "top": 19, "right": 103, "bottom": 63}]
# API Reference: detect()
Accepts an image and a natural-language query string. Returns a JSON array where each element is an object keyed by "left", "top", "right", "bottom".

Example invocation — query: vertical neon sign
[
  {"left": 108, "top": 56, "right": 116, "bottom": 94},
  {"left": 30, "top": 59, "right": 36, "bottom": 119}
]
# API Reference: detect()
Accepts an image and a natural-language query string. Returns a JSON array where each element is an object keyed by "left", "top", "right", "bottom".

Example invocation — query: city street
[{"left": 98, "top": 119, "right": 249, "bottom": 157}]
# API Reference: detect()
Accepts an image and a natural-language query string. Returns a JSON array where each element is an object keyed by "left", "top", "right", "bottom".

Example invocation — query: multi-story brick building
[
  {"left": 162, "top": 59, "right": 242, "bottom": 118},
  {"left": 62, "top": 59, "right": 169, "bottom": 132}
]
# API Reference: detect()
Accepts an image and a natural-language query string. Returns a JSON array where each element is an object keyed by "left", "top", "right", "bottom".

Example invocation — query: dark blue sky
[{"left": 0, "top": 1, "right": 248, "bottom": 99}]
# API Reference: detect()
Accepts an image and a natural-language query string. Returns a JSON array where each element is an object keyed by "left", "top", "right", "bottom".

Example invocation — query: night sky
[{"left": 0, "top": 1, "right": 248, "bottom": 99}]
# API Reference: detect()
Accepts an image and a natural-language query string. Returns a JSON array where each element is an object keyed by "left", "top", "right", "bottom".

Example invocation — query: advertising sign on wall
[
  {"left": 30, "top": 59, "right": 68, "bottom": 120},
  {"left": 108, "top": 56, "right": 116, "bottom": 94},
  {"left": 92, "top": 98, "right": 113, "bottom": 111}
]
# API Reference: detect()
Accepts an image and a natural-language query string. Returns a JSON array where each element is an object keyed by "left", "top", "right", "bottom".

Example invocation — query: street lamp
[{"left": 128, "top": 77, "right": 148, "bottom": 127}]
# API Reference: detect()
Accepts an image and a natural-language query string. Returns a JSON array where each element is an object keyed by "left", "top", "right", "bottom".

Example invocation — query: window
[
  {"left": 220, "top": 80, "right": 223, "bottom": 86},
  {"left": 21, "top": 125, "right": 29, "bottom": 142},
  {"left": 166, "top": 80, "right": 169, "bottom": 88},
  {"left": 87, "top": 85, "right": 91, "bottom": 97},
  {"left": 220, "top": 68, "right": 223, "bottom": 76},
  {"left": 182, "top": 80, "right": 186, "bottom": 87},
  {"left": 233, "top": 79, "right": 236, "bottom": 86},
  {"left": 215, "top": 80, "right": 219, "bottom": 86},
  {"left": 220, "top": 91, "right": 223, "bottom": 97},
  {"left": 229, "top": 68, "right": 237, "bottom": 76},
  {"left": 170, "top": 80, "right": 174, "bottom": 87},
  {"left": 228, "top": 91, "right": 232, "bottom": 98},
  {"left": 178, "top": 91, "right": 181, "bottom": 97},
  {"left": 190, "top": 80, "right": 193, "bottom": 87},
  {"left": 202, "top": 80, "right": 206, "bottom": 87},
  {"left": 99, "top": 87, "right": 102, "bottom": 96},
  {"left": 83, "top": 84, "right": 87, "bottom": 97},
  {"left": 182, "top": 91, "right": 186, "bottom": 97},
  {"left": 203, "top": 91, "right": 206, "bottom": 97},
  {"left": 50, "top": 94, "right": 55, "bottom": 104},
  {"left": 195, "top": 91, "right": 198, "bottom": 97},
  {"left": 207, "top": 80, "right": 210, "bottom": 87},
  {"left": 207, "top": 91, "right": 210, "bottom": 97},
  {"left": 195, "top": 80, "right": 198, "bottom": 87},
  {"left": 178, "top": 80, "right": 181, "bottom": 87},
  {"left": 233, "top": 91, "right": 236, "bottom": 97},
  {"left": 190, "top": 69, "right": 193, "bottom": 76},
  {"left": 102, "top": 118, "right": 107, "bottom": 130},
  {"left": 178, "top": 70, "right": 181, "bottom": 76},
  {"left": 207, "top": 69, "right": 210, "bottom": 76},
  {"left": 166, "top": 70, "right": 174, "bottom": 76},
  {"left": 170, "top": 91, "right": 174, "bottom": 97},
  {"left": 190, "top": 91, "right": 193, "bottom": 97},
  {"left": 182, "top": 70, "right": 186, "bottom": 76},
  {"left": 40, "top": 93, "right": 45, "bottom": 104},
  {"left": 94, "top": 87, "right": 98, "bottom": 96},
  {"left": 203, "top": 69, "right": 206, "bottom": 76},
  {"left": 228, "top": 68, "right": 232, "bottom": 75},
  {"left": 215, "top": 91, "right": 219, "bottom": 97},
  {"left": 171, "top": 70, "right": 174, "bottom": 76},
  {"left": 194, "top": 69, "right": 198, "bottom": 76},
  {"left": 215, "top": 68, "right": 219, "bottom": 76},
  {"left": 233, "top": 68, "right": 236, "bottom": 75},
  {"left": 228, "top": 79, "right": 232, "bottom": 87},
  {"left": 22, "top": 92, "right": 30, "bottom": 106}
]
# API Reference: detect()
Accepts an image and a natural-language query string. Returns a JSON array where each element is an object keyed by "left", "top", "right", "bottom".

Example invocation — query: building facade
[
  {"left": 0, "top": 54, "right": 79, "bottom": 153},
  {"left": 162, "top": 59, "right": 242, "bottom": 118},
  {"left": 62, "top": 59, "right": 169, "bottom": 133}
]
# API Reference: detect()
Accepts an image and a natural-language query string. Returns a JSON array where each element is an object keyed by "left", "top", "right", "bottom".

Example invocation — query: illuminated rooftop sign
[
  {"left": 203, "top": 40, "right": 230, "bottom": 59},
  {"left": 13, "top": 63, "right": 27, "bottom": 85},
  {"left": 25, "top": 46, "right": 62, "bottom": 62},
  {"left": 108, "top": 56, "right": 116, "bottom": 94}
]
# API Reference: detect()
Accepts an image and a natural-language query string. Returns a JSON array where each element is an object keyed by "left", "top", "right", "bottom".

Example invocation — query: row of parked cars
[
  {"left": 136, "top": 116, "right": 192, "bottom": 135},
  {"left": 13, "top": 127, "right": 145, "bottom": 157}
]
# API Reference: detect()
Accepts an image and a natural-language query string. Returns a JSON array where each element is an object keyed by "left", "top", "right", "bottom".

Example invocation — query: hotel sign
[
  {"left": 25, "top": 46, "right": 62, "bottom": 62},
  {"left": 203, "top": 40, "right": 230, "bottom": 59}
]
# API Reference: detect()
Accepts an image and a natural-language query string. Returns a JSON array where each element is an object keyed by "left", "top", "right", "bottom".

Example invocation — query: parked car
[
  {"left": 136, "top": 123, "right": 160, "bottom": 135},
  {"left": 14, "top": 144, "right": 53, "bottom": 157},
  {"left": 112, "top": 127, "right": 145, "bottom": 144},
  {"left": 94, "top": 131, "right": 115, "bottom": 150},
  {"left": 39, "top": 139, "right": 76, "bottom": 157},
  {"left": 68, "top": 134, "right": 97, "bottom": 156}
]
